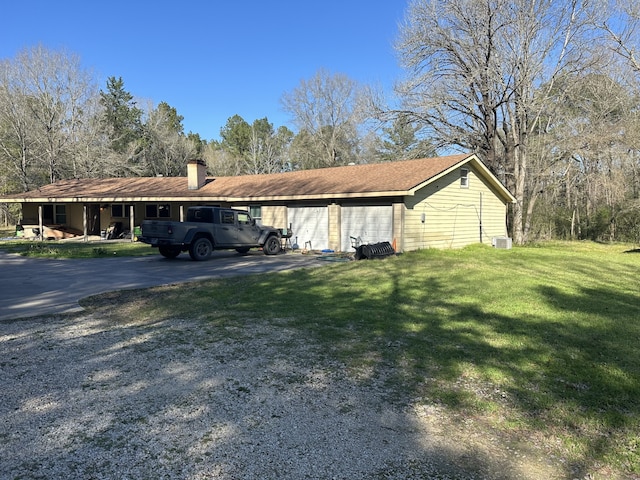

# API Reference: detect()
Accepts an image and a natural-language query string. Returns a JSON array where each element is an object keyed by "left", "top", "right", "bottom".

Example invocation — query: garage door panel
[
  {"left": 289, "top": 207, "right": 328, "bottom": 251},
  {"left": 341, "top": 206, "right": 392, "bottom": 251}
]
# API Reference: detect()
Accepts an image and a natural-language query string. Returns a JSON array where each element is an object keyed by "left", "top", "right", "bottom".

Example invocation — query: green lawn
[
  {"left": 0, "top": 238, "right": 156, "bottom": 258},
  {"left": 82, "top": 241, "right": 640, "bottom": 477}
]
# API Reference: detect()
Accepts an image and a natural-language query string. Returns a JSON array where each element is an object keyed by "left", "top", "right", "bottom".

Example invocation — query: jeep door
[
  {"left": 214, "top": 209, "right": 238, "bottom": 246},
  {"left": 236, "top": 211, "right": 260, "bottom": 245}
]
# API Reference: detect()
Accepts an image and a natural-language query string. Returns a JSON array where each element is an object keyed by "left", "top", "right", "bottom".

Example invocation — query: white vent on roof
[{"left": 492, "top": 237, "right": 512, "bottom": 249}]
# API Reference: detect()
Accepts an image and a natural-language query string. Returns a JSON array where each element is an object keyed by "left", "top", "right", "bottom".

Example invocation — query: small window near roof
[{"left": 460, "top": 168, "right": 469, "bottom": 188}]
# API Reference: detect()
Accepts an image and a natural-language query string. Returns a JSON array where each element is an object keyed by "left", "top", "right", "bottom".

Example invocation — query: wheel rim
[
  {"left": 196, "top": 240, "right": 210, "bottom": 257},
  {"left": 268, "top": 237, "right": 279, "bottom": 254}
]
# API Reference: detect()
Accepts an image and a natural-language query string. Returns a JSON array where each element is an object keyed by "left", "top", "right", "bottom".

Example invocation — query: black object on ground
[{"left": 354, "top": 241, "right": 395, "bottom": 260}]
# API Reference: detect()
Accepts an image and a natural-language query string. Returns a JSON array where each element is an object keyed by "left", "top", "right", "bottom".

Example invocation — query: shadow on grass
[{"left": 209, "top": 257, "right": 640, "bottom": 478}]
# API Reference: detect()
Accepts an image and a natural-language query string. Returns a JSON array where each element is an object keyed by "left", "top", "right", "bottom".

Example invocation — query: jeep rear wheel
[
  {"left": 159, "top": 246, "right": 181, "bottom": 259},
  {"left": 189, "top": 237, "right": 213, "bottom": 261},
  {"left": 263, "top": 235, "right": 281, "bottom": 255}
]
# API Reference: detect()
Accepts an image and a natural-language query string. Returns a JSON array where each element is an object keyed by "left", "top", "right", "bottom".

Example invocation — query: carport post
[
  {"left": 38, "top": 205, "right": 43, "bottom": 242},
  {"left": 83, "top": 204, "right": 88, "bottom": 242},
  {"left": 129, "top": 205, "right": 135, "bottom": 242}
]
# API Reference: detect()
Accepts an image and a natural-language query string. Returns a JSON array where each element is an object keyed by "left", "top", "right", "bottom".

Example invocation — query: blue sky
[{"left": 1, "top": 1, "right": 409, "bottom": 141}]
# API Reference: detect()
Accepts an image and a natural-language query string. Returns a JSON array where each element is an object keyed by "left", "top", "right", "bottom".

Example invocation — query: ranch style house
[{"left": 0, "top": 153, "right": 516, "bottom": 252}]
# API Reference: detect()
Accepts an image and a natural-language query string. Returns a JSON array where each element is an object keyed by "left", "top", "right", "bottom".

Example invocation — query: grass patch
[
  {"left": 0, "top": 239, "right": 156, "bottom": 258},
  {"left": 0, "top": 226, "right": 15, "bottom": 238},
  {"left": 83, "top": 241, "right": 640, "bottom": 477}
]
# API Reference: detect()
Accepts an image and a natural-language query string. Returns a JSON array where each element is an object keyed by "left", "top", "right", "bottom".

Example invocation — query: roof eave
[
  {"left": 4, "top": 190, "right": 409, "bottom": 204},
  {"left": 407, "top": 154, "right": 516, "bottom": 203}
]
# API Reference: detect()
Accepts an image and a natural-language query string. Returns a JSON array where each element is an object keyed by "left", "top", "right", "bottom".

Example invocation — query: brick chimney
[{"left": 187, "top": 159, "right": 207, "bottom": 190}]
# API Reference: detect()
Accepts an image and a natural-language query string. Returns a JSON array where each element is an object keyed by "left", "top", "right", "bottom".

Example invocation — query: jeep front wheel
[
  {"left": 263, "top": 236, "right": 281, "bottom": 255},
  {"left": 189, "top": 237, "right": 213, "bottom": 261}
]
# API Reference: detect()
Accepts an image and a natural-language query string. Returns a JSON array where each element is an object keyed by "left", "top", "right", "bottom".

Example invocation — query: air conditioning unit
[{"left": 492, "top": 237, "right": 512, "bottom": 249}]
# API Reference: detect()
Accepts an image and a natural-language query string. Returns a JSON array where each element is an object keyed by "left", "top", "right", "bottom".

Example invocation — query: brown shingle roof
[
  {"left": 4, "top": 154, "right": 509, "bottom": 202},
  {"left": 199, "top": 154, "right": 472, "bottom": 198}
]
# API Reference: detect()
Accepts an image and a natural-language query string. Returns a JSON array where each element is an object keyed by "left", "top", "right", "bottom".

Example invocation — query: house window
[
  {"left": 43, "top": 205, "right": 54, "bottom": 223},
  {"left": 460, "top": 168, "right": 469, "bottom": 188},
  {"left": 54, "top": 205, "right": 66, "bottom": 224},
  {"left": 42, "top": 204, "right": 66, "bottom": 224},
  {"left": 145, "top": 203, "right": 171, "bottom": 218},
  {"left": 249, "top": 205, "right": 262, "bottom": 220},
  {"left": 111, "top": 204, "right": 133, "bottom": 218}
]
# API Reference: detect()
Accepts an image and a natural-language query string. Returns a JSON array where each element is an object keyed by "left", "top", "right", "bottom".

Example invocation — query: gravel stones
[{"left": 1, "top": 313, "right": 556, "bottom": 479}]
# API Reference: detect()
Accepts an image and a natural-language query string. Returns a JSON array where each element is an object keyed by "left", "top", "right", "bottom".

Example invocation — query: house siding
[
  {"left": 392, "top": 203, "right": 404, "bottom": 252},
  {"left": 21, "top": 204, "right": 39, "bottom": 225},
  {"left": 404, "top": 166, "right": 508, "bottom": 250},
  {"left": 260, "top": 205, "right": 287, "bottom": 230},
  {"left": 328, "top": 203, "right": 341, "bottom": 252},
  {"left": 67, "top": 204, "right": 84, "bottom": 231}
]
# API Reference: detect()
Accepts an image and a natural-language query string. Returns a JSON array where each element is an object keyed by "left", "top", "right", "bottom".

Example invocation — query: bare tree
[
  {"left": 394, "top": 0, "right": 597, "bottom": 243},
  {"left": 138, "top": 101, "right": 196, "bottom": 177},
  {"left": 19, "top": 46, "right": 96, "bottom": 183},
  {"left": 67, "top": 94, "right": 112, "bottom": 178},
  {"left": 0, "top": 46, "right": 98, "bottom": 190},
  {"left": 281, "top": 69, "right": 361, "bottom": 168},
  {"left": 527, "top": 72, "right": 637, "bottom": 240},
  {"left": 596, "top": 0, "right": 640, "bottom": 74},
  {"left": 245, "top": 120, "right": 293, "bottom": 174},
  {"left": 0, "top": 57, "right": 44, "bottom": 191},
  {"left": 203, "top": 143, "right": 242, "bottom": 177}
]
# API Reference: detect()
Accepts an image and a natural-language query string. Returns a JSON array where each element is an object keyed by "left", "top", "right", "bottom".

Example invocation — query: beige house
[{"left": 0, "top": 154, "right": 515, "bottom": 252}]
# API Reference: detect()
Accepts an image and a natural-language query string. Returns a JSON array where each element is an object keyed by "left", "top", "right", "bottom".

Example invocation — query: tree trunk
[
  {"left": 523, "top": 188, "right": 541, "bottom": 242},
  {"left": 512, "top": 149, "right": 527, "bottom": 245}
]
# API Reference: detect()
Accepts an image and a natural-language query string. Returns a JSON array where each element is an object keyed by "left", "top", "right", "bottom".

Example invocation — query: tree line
[
  {"left": 0, "top": 52, "right": 428, "bottom": 187},
  {"left": 387, "top": 0, "right": 640, "bottom": 244},
  {"left": 1, "top": 0, "right": 640, "bottom": 244}
]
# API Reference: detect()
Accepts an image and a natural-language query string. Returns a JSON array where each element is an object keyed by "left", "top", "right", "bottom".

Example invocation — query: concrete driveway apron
[{"left": 0, "top": 250, "right": 322, "bottom": 321}]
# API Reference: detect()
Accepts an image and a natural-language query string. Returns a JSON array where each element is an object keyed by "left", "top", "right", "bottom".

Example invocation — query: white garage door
[
  {"left": 341, "top": 205, "right": 393, "bottom": 252},
  {"left": 288, "top": 206, "right": 329, "bottom": 251}
]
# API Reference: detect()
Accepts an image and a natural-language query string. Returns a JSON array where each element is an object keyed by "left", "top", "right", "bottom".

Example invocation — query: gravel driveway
[{"left": 0, "top": 297, "right": 560, "bottom": 479}]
